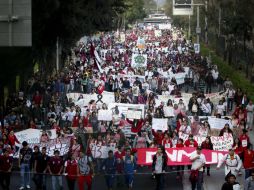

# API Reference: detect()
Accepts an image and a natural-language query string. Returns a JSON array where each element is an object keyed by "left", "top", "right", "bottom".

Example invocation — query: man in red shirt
[
  {"left": 0, "top": 148, "right": 13, "bottom": 190},
  {"left": 48, "top": 150, "right": 64, "bottom": 190},
  {"left": 243, "top": 144, "right": 254, "bottom": 179},
  {"left": 64, "top": 154, "right": 78, "bottom": 190}
]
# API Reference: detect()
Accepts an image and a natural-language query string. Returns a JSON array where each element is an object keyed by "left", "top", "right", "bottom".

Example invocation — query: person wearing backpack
[
  {"left": 217, "top": 148, "right": 242, "bottom": 177},
  {"left": 101, "top": 150, "right": 117, "bottom": 190},
  {"left": 77, "top": 152, "right": 94, "bottom": 190},
  {"left": 152, "top": 146, "right": 168, "bottom": 190},
  {"left": 123, "top": 148, "right": 137, "bottom": 190}
]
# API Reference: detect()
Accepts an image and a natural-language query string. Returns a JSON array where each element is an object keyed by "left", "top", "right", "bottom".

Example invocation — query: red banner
[{"left": 137, "top": 148, "right": 228, "bottom": 166}]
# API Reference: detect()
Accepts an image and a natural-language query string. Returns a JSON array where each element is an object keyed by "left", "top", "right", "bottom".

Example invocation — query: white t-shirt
[
  {"left": 155, "top": 155, "right": 163, "bottom": 174},
  {"left": 179, "top": 125, "right": 191, "bottom": 135},
  {"left": 190, "top": 152, "right": 206, "bottom": 171}
]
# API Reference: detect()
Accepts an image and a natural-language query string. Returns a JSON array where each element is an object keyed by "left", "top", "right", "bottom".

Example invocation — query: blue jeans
[
  {"left": 191, "top": 171, "right": 203, "bottom": 190},
  {"left": 245, "top": 169, "right": 252, "bottom": 179},
  {"left": 20, "top": 163, "right": 31, "bottom": 187},
  {"left": 105, "top": 174, "right": 115, "bottom": 188},
  {"left": 51, "top": 175, "right": 63, "bottom": 190}
]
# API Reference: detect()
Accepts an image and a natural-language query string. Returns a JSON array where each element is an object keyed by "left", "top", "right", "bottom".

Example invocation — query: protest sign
[
  {"left": 15, "top": 129, "right": 41, "bottom": 144},
  {"left": 91, "top": 145, "right": 116, "bottom": 158},
  {"left": 163, "top": 106, "right": 174, "bottom": 117},
  {"left": 152, "top": 118, "right": 168, "bottom": 131},
  {"left": 137, "top": 147, "right": 227, "bottom": 166},
  {"left": 131, "top": 54, "right": 147, "bottom": 68},
  {"left": 108, "top": 103, "right": 145, "bottom": 118},
  {"left": 121, "top": 126, "right": 136, "bottom": 137},
  {"left": 137, "top": 37, "right": 146, "bottom": 49},
  {"left": 126, "top": 108, "right": 142, "bottom": 119},
  {"left": 98, "top": 109, "right": 113, "bottom": 121},
  {"left": 208, "top": 117, "right": 233, "bottom": 129},
  {"left": 210, "top": 134, "right": 234, "bottom": 151},
  {"left": 178, "top": 132, "right": 233, "bottom": 150},
  {"left": 154, "top": 30, "right": 162, "bottom": 37}
]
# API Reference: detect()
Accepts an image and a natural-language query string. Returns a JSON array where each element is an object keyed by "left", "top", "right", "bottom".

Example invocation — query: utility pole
[
  {"left": 56, "top": 37, "right": 59, "bottom": 72},
  {"left": 196, "top": 5, "right": 200, "bottom": 44},
  {"left": 188, "top": 15, "right": 191, "bottom": 39},
  {"left": 218, "top": 7, "right": 221, "bottom": 36},
  {"left": 205, "top": 0, "right": 208, "bottom": 44}
]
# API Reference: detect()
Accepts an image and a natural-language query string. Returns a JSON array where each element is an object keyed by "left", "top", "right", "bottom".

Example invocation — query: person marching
[
  {"left": 189, "top": 146, "right": 206, "bottom": 190},
  {"left": 217, "top": 148, "right": 242, "bottom": 177},
  {"left": 101, "top": 150, "right": 117, "bottom": 190},
  {"left": 64, "top": 154, "right": 78, "bottom": 190},
  {"left": 152, "top": 146, "right": 168, "bottom": 190},
  {"left": 123, "top": 148, "right": 137, "bottom": 190},
  {"left": 77, "top": 152, "right": 94, "bottom": 190}
]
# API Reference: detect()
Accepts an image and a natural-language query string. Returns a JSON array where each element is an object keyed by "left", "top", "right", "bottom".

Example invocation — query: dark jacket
[
  {"left": 221, "top": 182, "right": 240, "bottom": 190},
  {"left": 152, "top": 153, "right": 168, "bottom": 172}
]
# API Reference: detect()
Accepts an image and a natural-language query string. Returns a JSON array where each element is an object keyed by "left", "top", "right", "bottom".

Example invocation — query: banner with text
[{"left": 137, "top": 147, "right": 228, "bottom": 166}]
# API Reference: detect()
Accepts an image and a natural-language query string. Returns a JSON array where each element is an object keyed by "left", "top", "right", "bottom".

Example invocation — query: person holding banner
[
  {"left": 101, "top": 150, "right": 117, "bottom": 190},
  {"left": 123, "top": 148, "right": 137, "bottom": 190},
  {"left": 217, "top": 148, "right": 242, "bottom": 177},
  {"left": 152, "top": 146, "right": 168, "bottom": 190}
]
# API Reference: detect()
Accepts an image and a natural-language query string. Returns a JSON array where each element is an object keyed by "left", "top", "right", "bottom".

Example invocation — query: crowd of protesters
[{"left": 0, "top": 24, "right": 254, "bottom": 190}]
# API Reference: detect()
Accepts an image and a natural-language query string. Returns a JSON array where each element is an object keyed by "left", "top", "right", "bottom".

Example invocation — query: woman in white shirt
[{"left": 215, "top": 100, "right": 225, "bottom": 116}]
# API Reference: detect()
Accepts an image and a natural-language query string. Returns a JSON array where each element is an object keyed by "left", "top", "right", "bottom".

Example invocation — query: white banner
[
  {"left": 131, "top": 54, "right": 147, "bottom": 68},
  {"left": 126, "top": 108, "right": 142, "bottom": 119},
  {"left": 15, "top": 129, "right": 57, "bottom": 144},
  {"left": 152, "top": 118, "right": 168, "bottom": 131},
  {"left": 91, "top": 145, "right": 116, "bottom": 158},
  {"left": 158, "top": 24, "right": 171, "bottom": 30},
  {"left": 208, "top": 117, "right": 233, "bottom": 129},
  {"left": 98, "top": 110, "right": 113, "bottom": 121},
  {"left": 67, "top": 92, "right": 115, "bottom": 107},
  {"left": 108, "top": 103, "right": 145, "bottom": 118}
]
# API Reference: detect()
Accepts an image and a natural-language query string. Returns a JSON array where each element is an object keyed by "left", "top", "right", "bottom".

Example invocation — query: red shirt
[
  {"left": 243, "top": 150, "right": 254, "bottom": 169},
  {"left": 48, "top": 156, "right": 64, "bottom": 174},
  {"left": 8, "top": 134, "right": 20, "bottom": 146},
  {"left": 65, "top": 160, "right": 78, "bottom": 180},
  {"left": 176, "top": 143, "right": 184, "bottom": 148},
  {"left": 0, "top": 155, "right": 13, "bottom": 171},
  {"left": 239, "top": 134, "right": 250, "bottom": 149},
  {"left": 114, "top": 151, "right": 125, "bottom": 172},
  {"left": 184, "top": 139, "right": 198, "bottom": 147},
  {"left": 33, "top": 95, "right": 42, "bottom": 105},
  {"left": 162, "top": 139, "right": 173, "bottom": 148},
  {"left": 152, "top": 130, "right": 165, "bottom": 145},
  {"left": 72, "top": 116, "right": 79, "bottom": 128}
]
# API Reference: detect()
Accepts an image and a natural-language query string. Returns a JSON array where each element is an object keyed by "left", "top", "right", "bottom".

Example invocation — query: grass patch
[{"left": 201, "top": 43, "right": 254, "bottom": 101}]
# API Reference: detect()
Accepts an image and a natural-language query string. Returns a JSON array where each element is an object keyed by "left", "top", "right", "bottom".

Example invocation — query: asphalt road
[{"left": 7, "top": 167, "right": 182, "bottom": 190}]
